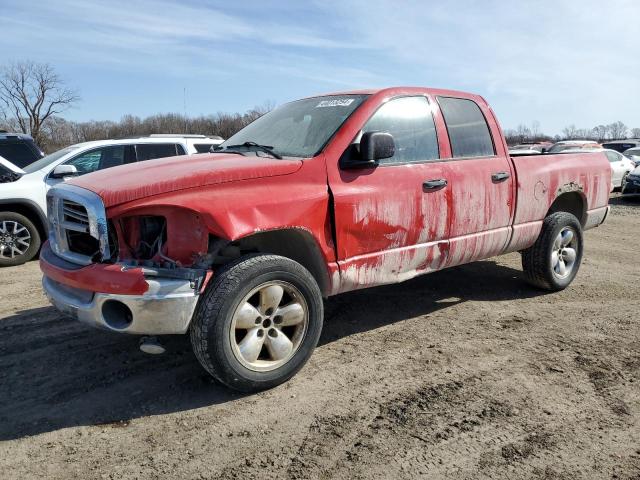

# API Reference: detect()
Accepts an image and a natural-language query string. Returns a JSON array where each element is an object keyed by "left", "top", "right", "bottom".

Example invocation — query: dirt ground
[{"left": 0, "top": 195, "right": 638, "bottom": 480}]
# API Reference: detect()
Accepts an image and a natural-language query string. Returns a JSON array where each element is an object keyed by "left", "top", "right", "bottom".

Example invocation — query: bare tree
[
  {"left": 0, "top": 61, "right": 79, "bottom": 145},
  {"left": 530, "top": 120, "right": 540, "bottom": 140},
  {"left": 607, "top": 121, "right": 628, "bottom": 140},
  {"left": 630, "top": 127, "right": 640, "bottom": 139},
  {"left": 562, "top": 124, "right": 578, "bottom": 139},
  {"left": 592, "top": 125, "right": 607, "bottom": 142}
]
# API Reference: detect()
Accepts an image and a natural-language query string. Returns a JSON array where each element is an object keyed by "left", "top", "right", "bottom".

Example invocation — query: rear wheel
[
  {"left": 0, "top": 212, "right": 41, "bottom": 267},
  {"left": 521, "top": 212, "right": 583, "bottom": 291},
  {"left": 190, "top": 254, "right": 323, "bottom": 392}
]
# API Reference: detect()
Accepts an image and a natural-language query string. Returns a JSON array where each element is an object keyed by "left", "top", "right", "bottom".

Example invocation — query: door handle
[
  {"left": 423, "top": 179, "right": 448, "bottom": 191},
  {"left": 491, "top": 171, "right": 510, "bottom": 182}
]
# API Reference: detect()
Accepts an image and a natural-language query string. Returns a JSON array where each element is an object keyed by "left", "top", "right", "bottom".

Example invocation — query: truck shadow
[{"left": 0, "top": 259, "right": 547, "bottom": 440}]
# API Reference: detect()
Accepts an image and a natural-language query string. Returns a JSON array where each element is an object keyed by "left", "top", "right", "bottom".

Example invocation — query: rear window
[
  {"left": 0, "top": 142, "right": 39, "bottom": 168},
  {"left": 437, "top": 97, "right": 495, "bottom": 158},
  {"left": 135, "top": 143, "right": 182, "bottom": 161}
]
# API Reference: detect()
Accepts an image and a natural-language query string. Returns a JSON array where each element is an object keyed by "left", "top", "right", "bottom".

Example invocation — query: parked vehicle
[
  {"left": 560, "top": 148, "right": 634, "bottom": 190},
  {"left": 148, "top": 134, "right": 223, "bottom": 153},
  {"left": 546, "top": 140, "right": 600, "bottom": 154},
  {"left": 602, "top": 139, "right": 640, "bottom": 153},
  {"left": 621, "top": 166, "right": 640, "bottom": 197},
  {"left": 0, "top": 131, "right": 44, "bottom": 168},
  {"left": 40, "top": 87, "right": 611, "bottom": 392},
  {"left": 0, "top": 155, "right": 24, "bottom": 183},
  {"left": 623, "top": 147, "right": 640, "bottom": 167},
  {"left": 508, "top": 144, "right": 544, "bottom": 155},
  {"left": 604, "top": 149, "right": 636, "bottom": 189},
  {"left": 0, "top": 135, "right": 222, "bottom": 266}
]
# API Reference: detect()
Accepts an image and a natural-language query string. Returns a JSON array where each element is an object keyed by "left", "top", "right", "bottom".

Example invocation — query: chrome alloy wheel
[
  {"left": 551, "top": 227, "right": 578, "bottom": 278},
  {"left": 230, "top": 280, "right": 309, "bottom": 372},
  {"left": 0, "top": 220, "right": 31, "bottom": 259}
]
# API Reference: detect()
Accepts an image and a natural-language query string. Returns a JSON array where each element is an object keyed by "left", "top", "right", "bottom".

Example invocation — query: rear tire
[
  {"left": 521, "top": 212, "right": 583, "bottom": 291},
  {"left": 190, "top": 254, "right": 323, "bottom": 392},
  {"left": 0, "top": 212, "right": 41, "bottom": 267}
]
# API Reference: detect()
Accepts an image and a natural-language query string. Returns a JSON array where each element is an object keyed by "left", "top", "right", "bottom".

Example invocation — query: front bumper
[{"left": 40, "top": 243, "right": 201, "bottom": 335}]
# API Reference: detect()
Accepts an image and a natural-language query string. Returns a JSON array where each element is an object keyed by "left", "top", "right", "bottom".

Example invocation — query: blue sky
[{"left": 1, "top": 0, "right": 639, "bottom": 134}]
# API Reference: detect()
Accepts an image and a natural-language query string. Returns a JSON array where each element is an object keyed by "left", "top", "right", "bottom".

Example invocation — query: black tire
[
  {"left": 190, "top": 254, "right": 323, "bottom": 392},
  {"left": 521, "top": 212, "right": 583, "bottom": 291},
  {"left": 620, "top": 172, "right": 629, "bottom": 190},
  {"left": 0, "top": 211, "right": 41, "bottom": 267}
]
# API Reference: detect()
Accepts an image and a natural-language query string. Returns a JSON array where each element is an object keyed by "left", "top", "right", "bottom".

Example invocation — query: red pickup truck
[{"left": 40, "top": 87, "right": 611, "bottom": 391}]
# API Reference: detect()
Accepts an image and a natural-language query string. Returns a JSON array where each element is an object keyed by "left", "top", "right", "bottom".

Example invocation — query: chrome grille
[
  {"left": 47, "top": 184, "right": 111, "bottom": 266},
  {"left": 62, "top": 200, "right": 90, "bottom": 232}
]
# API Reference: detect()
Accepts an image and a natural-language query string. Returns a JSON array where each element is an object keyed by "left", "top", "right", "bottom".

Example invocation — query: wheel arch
[
  {"left": 0, "top": 199, "right": 47, "bottom": 240},
  {"left": 233, "top": 228, "right": 331, "bottom": 297},
  {"left": 546, "top": 191, "right": 587, "bottom": 227}
]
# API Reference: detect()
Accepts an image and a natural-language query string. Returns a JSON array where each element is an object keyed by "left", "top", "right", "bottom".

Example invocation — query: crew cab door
[
  {"left": 327, "top": 95, "right": 451, "bottom": 291},
  {"left": 434, "top": 96, "right": 515, "bottom": 267}
]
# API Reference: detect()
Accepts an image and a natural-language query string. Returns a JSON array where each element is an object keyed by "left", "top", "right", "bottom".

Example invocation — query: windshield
[
  {"left": 217, "top": 95, "right": 368, "bottom": 158},
  {"left": 22, "top": 146, "right": 79, "bottom": 174}
]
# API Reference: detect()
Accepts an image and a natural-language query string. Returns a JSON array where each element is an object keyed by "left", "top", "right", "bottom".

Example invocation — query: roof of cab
[{"left": 306, "top": 86, "right": 485, "bottom": 102}]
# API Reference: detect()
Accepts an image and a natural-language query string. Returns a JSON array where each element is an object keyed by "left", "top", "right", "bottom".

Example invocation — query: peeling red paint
[{"left": 51, "top": 87, "right": 611, "bottom": 297}]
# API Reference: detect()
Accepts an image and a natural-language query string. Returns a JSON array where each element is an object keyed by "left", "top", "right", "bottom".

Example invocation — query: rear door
[
  {"left": 328, "top": 95, "right": 451, "bottom": 290},
  {"left": 435, "top": 96, "right": 515, "bottom": 267}
]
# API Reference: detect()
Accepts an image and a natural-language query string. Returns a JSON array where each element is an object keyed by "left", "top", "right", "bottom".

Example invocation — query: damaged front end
[{"left": 41, "top": 183, "right": 213, "bottom": 335}]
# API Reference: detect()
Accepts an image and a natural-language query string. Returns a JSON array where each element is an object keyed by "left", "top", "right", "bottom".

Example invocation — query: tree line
[
  {"left": 22, "top": 108, "right": 272, "bottom": 153},
  {"left": 504, "top": 121, "right": 640, "bottom": 146}
]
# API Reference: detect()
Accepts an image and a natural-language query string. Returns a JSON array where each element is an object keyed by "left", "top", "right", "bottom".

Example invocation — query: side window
[
  {"left": 437, "top": 97, "right": 495, "bottom": 158},
  {"left": 362, "top": 96, "right": 439, "bottom": 164},
  {"left": 605, "top": 151, "right": 621, "bottom": 163},
  {"left": 65, "top": 145, "right": 127, "bottom": 175},
  {"left": 136, "top": 143, "right": 179, "bottom": 161}
]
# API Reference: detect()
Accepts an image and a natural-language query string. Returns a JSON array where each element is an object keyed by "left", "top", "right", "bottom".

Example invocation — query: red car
[{"left": 40, "top": 87, "right": 611, "bottom": 391}]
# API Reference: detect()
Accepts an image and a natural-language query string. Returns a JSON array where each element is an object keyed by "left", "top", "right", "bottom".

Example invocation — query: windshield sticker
[{"left": 316, "top": 99, "right": 355, "bottom": 108}]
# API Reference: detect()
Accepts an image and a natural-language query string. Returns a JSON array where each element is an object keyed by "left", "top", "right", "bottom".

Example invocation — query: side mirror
[
  {"left": 360, "top": 131, "right": 395, "bottom": 162},
  {"left": 51, "top": 164, "right": 78, "bottom": 179}
]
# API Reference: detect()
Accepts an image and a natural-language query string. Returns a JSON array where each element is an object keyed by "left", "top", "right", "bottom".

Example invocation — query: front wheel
[
  {"left": 190, "top": 254, "right": 323, "bottom": 392},
  {"left": 521, "top": 212, "right": 583, "bottom": 291}
]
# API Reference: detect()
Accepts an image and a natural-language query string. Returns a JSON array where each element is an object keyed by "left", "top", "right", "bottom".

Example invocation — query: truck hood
[{"left": 69, "top": 153, "right": 303, "bottom": 207}]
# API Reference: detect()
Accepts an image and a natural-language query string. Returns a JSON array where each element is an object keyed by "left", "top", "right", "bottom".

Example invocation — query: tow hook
[{"left": 139, "top": 336, "right": 166, "bottom": 355}]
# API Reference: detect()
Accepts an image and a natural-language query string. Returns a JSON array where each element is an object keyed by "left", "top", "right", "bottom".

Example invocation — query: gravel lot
[{"left": 0, "top": 195, "right": 638, "bottom": 479}]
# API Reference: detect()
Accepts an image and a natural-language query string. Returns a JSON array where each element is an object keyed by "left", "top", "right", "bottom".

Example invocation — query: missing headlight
[{"left": 135, "top": 216, "right": 167, "bottom": 260}]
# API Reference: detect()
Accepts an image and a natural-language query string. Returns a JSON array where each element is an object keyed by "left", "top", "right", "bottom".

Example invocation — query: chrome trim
[
  {"left": 47, "top": 184, "right": 111, "bottom": 265},
  {"left": 42, "top": 275, "right": 199, "bottom": 335}
]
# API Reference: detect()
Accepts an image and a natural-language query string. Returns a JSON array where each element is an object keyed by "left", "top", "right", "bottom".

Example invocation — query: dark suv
[{"left": 0, "top": 131, "right": 44, "bottom": 168}]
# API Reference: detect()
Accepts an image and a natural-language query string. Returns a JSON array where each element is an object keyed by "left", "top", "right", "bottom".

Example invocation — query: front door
[{"left": 328, "top": 95, "right": 451, "bottom": 292}]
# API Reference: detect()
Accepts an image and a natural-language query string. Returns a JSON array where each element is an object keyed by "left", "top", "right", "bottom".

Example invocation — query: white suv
[{"left": 0, "top": 135, "right": 223, "bottom": 266}]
